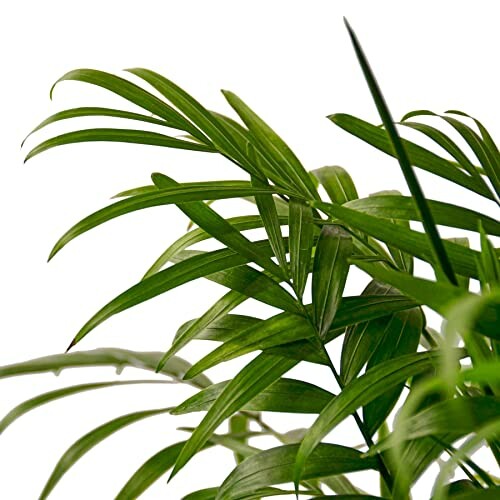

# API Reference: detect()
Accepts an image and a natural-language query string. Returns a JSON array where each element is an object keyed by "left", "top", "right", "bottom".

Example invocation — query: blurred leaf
[
  {"left": 172, "top": 378, "right": 333, "bottom": 414},
  {"left": 289, "top": 198, "right": 315, "bottom": 298},
  {"left": 312, "top": 166, "right": 359, "bottom": 204},
  {"left": 40, "top": 407, "right": 171, "bottom": 499},
  {"left": 216, "top": 443, "right": 378, "bottom": 499},
  {"left": 171, "top": 354, "right": 296, "bottom": 479},
  {"left": 229, "top": 414, "right": 250, "bottom": 464},
  {"left": 0, "top": 379, "right": 170, "bottom": 434},
  {"left": 369, "top": 396, "right": 500, "bottom": 454},
  {"left": 0, "top": 348, "right": 210, "bottom": 388},
  {"left": 477, "top": 221, "right": 500, "bottom": 292},
  {"left": 313, "top": 225, "right": 353, "bottom": 338},
  {"left": 294, "top": 350, "right": 445, "bottom": 486}
]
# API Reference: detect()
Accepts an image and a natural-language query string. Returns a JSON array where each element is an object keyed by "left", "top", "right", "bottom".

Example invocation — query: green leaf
[
  {"left": 125, "top": 68, "right": 261, "bottom": 176},
  {"left": 314, "top": 200, "right": 479, "bottom": 278},
  {"left": 222, "top": 90, "right": 319, "bottom": 199},
  {"left": 183, "top": 488, "right": 219, "bottom": 500},
  {"left": 171, "top": 248, "right": 300, "bottom": 313},
  {"left": 216, "top": 443, "right": 378, "bottom": 500},
  {"left": 307, "top": 496, "right": 384, "bottom": 500},
  {"left": 0, "top": 379, "right": 169, "bottom": 434},
  {"left": 344, "top": 19, "right": 457, "bottom": 285},
  {"left": 40, "top": 407, "right": 171, "bottom": 499},
  {"left": 229, "top": 414, "right": 250, "bottom": 464},
  {"left": 289, "top": 198, "right": 315, "bottom": 298},
  {"left": 354, "top": 260, "right": 500, "bottom": 340},
  {"left": 143, "top": 215, "right": 290, "bottom": 279},
  {"left": 250, "top": 172, "right": 289, "bottom": 273},
  {"left": 398, "top": 118, "right": 486, "bottom": 181},
  {"left": 341, "top": 281, "right": 403, "bottom": 384},
  {"left": 363, "top": 305, "right": 424, "bottom": 435},
  {"left": 294, "top": 350, "right": 445, "bottom": 487},
  {"left": 50, "top": 68, "right": 206, "bottom": 139},
  {"left": 172, "top": 378, "right": 333, "bottom": 415},
  {"left": 49, "top": 181, "right": 286, "bottom": 260},
  {"left": 157, "top": 291, "right": 249, "bottom": 371},
  {"left": 25, "top": 128, "right": 215, "bottom": 162},
  {"left": 184, "top": 294, "right": 419, "bottom": 375},
  {"left": 175, "top": 312, "right": 261, "bottom": 344},
  {"left": 0, "top": 348, "right": 210, "bottom": 388},
  {"left": 68, "top": 242, "right": 298, "bottom": 350},
  {"left": 344, "top": 195, "right": 500, "bottom": 236},
  {"left": 477, "top": 221, "right": 500, "bottom": 292},
  {"left": 329, "top": 113, "right": 494, "bottom": 200},
  {"left": 312, "top": 225, "right": 353, "bottom": 338},
  {"left": 170, "top": 353, "right": 296, "bottom": 479},
  {"left": 369, "top": 396, "right": 500, "bottom": 454},
  {"left": 312, "top": 166, "right": 359, "bottom": 204},
  {"left": 22, "top": 107, "right": 175, "bottom": 146},
  {"left": 152, "top": 173, "right": 287, "bottom": 280}
]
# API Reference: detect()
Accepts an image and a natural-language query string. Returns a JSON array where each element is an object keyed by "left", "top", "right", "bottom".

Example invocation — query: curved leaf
[
  {"left": 25, "top": 128, "right": 215, "bottom": 162},
  {"left": 0, "top": 379, "right": 169, "bottom": 434},
  {"left": 0, "top": 348, "right": 210, "bottom": 388},
  {"left": 170, "top": 354, "right": 296, "bottom": 480},
  {"left": 40, "top": 407, "right": 171, "bottom": 499},
  {"left": 216, "top": 443, "right": 378, "bottom": 500},
  {"left": 172, "top": 378, "right": 333, "bottom": 415},
  {"left": 312, "top": 166, "right": 359, "bottom": 204},
  {"left": 294, "top": 350, "right": 445, "bottom": 487}
]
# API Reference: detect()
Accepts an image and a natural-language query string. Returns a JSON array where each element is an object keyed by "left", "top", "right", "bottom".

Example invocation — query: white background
[{"left": 1, "top": 1, "right": 498, "bottom": 498}]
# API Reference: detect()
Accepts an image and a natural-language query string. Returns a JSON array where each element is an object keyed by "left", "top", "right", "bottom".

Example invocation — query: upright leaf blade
[
  {"left": 289, "top": 198, "right": 315, "bottom": 298},
  {"left": 344, "top": 19, "right": 457, "bottom": 285},
  {"left": 312, "top": 225, "right": 353, "bottom": 338},
  {"left": 312, "top": 166, "right": 358, "bottom": 204}
]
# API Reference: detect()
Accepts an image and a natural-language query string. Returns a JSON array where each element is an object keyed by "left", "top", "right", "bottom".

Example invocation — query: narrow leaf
[
  {"left": 312, "top": 166, "right": 359, "bottom": 204},
  {"left": 312, "top": 225, "right": 353, "bottom": 338},
  {"left": 289, "top": 198, "right": 314, "bottom": 298}
]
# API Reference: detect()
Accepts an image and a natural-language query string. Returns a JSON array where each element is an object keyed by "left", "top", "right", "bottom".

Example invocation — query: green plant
[{"left": 3, "top": 20, "right": 499, "bottom": 499}]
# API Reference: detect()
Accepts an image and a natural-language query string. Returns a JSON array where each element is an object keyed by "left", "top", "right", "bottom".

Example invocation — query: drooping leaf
[
  {"left": 289, "top": 198, "right": 315, "bottom": 298},
  {"left": 312, "top": 166, "right": 359, "bottom": 204},
  {"left": 0, "top": 379, "right": 170, "bottom": 434},
  {"left": 22, "top": 107, "right": 175, "bottom": 147},
  {"left": 344, "top": 195, "right": 500, "bottom": 237},
  {"left": 170, "top": 354, "right": 296, "bottom": 480},
  {"left": 294, "top": 350, "right": 446, "bottom": 487},
  {"left": 152, "top": 173, "right": 287, "bottom": 280},
  {"left": 25, "top": 128, "right": 216, "bottom": 162},
  {"left": 184, "top": 294, "right": 419, "bottom": 374},
  {"left": 0, "top": 348, "right": 210, "bottom": 388},
  {"left": 314, "top": 200, "right": 479, "bottom": 278},
  {"left": 142, "top": 215, "right": 290, "bottom": 279},
  {"left": 49, "top": 180, "right": 288, "bottom": 260},
  {"left": 50, "top": 68, "right": 206, "bottom": 139},
  {"left": 329, "top": 113, "right": 494, "bottom": 200},
  {"left": 344, "top": 20, "right": 457, "bottom": 285},
  {"left": 216, "top": 443, "right": 378, "bottom": 500},
  {"left": 172, "top": 378, "right": 333, "bottom": 415},
  {"left": 477, "top": 221, "right": 500, "bottom": 292},
  {"left": 68, "top": 241, "right": 299, "bottom": 350},
  {"left": 312, "top": 225, "right": 353, "bottom": 338},
  {"left": 40, "top": 407, "right": 171, "bottom": 499}
]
